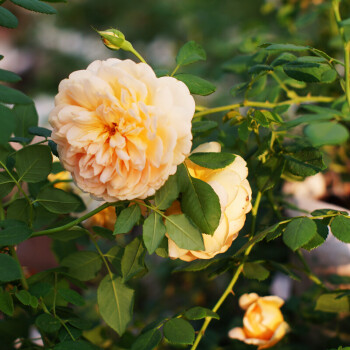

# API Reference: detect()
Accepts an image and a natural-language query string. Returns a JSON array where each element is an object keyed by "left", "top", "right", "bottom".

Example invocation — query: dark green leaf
[
  {"left": 271, "top": 52, "right": 297, "bottom": 67},
  {"left": 192, "top": 120, "right": 218, "bottom": 133},
  {"left": 173, "top": 259, "right": 217, "bottom": 273},
  {"left": 10, "top": 0, "right": 57, "bottom": 14},
  {"left": 315, "top": 293, "right": 350, "bottom": 313},
  {"left": 165, "top": 214, "right": 204, "bottom": 250},
  {"left": 176, "top": 41, "right": 206, "bottom": 66},
  {"left": 106, "top": 245, "right": 124, "bottom": 275},
  {"left": 163, "top": 318, "right": 195, "bottom": 345},
  {"left": 35, "top": 313, "right": 61, "bottom": 333},
  {"left": 61, "top": 251, "right": 102, "bottom": 281},
  {"left": 0, "top": 288, "right": 14, "bottom": 316},
  {"left": 302, "top": 220, "right": 328, "bottom": 250},
  {"left": 175, "top": 74, "right": 216, "bottom": 96},
  {"left": 283, "top": 114, "right": 334, "bottom": 129},
  {"left": 248, "top": 64, "right": 273, "bottom": 74},
  {"left": 131, "top": 328, "right": 162, "bottom": 350},
  {"left": 0, "top": 85, "right": 31, "bottom": 104},
  {"left": 283, "top": 217, "right": 317, "bottom": 251},
  {"left": 0, "top": 69, "right": 21, "bottom": 83},
  {"left": 0, "top": 220, "right": 32, "bottom": 246},
  {"left": 37, "top": 187, "right": 81, "bottom": 214},
  {"left": 184, "top": 307, "right": 219, "bottom": 320},
  {"left": 263, "top": 43, "right": 309, "bottom": 52},
  {"left": 51, "top": 226, "right": 88, "bottom": 241},
  {"left": 188, "top": 152, "right": 236, "bottom": 169},
  {"left": 97, "top": 274, "right": 134, "bottom": 336},
  {"left": 143, "top": 212, "right": 166, "bottom": 254},
  {"left": 12, "top": 103, "right": 38, "bottom": 140},
  {"left": 0, "top": 253, "right": 21, "bottom": 282},
  {"left": 230, "top": 82, "right": 249, "bottom": 97},
  {"left": 243, "top": 262, "right": 270, "bottom": 281},
  {"left": 16, "top": 145, "right": 52, "bottom": 182},
  {"left": 256, "top": 156, "right": 284, "bottom": 192},
  {"left": 155, "top": 174, "right": 179, "bottom": 210},
  {"left": 0, "top": 172, "right": 15, "bottom": 198},
  {"left": 7, "top": 198, "right": 31, "bottom": 224},
  {"left": 331, "top": 215, "right": 350, "bottom": 243},
  {"left": 28, "top": 126, "right": 52, "bottom": 138},
  {"left": 121, "top": 237, "right": 146, "bottom": 282},
  {"left": 304, "top": 122, "right": 349, "bottom": 146},
  {"left": 15, "top": 290, "right": 33, "bottom": 306},
  {"left": 114, "top": 204, "right": 141, "bottom": 235},
  {"left": 58, "top": 288, "right": 85, "bottom": 306},
  {"left": 0, "top": 7, "right": 18, "bottom": 28}
]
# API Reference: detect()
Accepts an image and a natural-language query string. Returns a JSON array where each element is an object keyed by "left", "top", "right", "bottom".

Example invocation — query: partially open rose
[
  {"left": 229, "top": 293, "right": 290, "bottom": 350},
  {"left": 50, "top": 58, "right": 195, "bottom": 201},
  {"left": 167, "top": 142, "right": 252, "bottom": 261}
]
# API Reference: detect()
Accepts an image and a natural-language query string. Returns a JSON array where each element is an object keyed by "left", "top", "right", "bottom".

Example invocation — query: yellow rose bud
[
  {"left": 98, "top": 29, "right": 133, "bottom": 52},
  {"left": 229, "top": 293, "right": 290, "bottom": 350},
  {"left": 167, "top": 141, "right": 252, "bottom": 261}
]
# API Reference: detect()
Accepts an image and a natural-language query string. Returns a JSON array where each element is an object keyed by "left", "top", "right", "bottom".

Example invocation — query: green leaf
[
  {"left": 283, "top": 217, "right": 317, "bottom": 251},
  {"left": 269, "top": 261, "right": 301, "bottom": 281},
  {"left": 173, "top": 259, "right": 217, "bottom": 273},
  {"left": 121, "top": 237, "right": 146, "bottom": 282},
  {"left": 114, "top": 204, "right": 141, "bottom": 235},
  {"left": 271, "top": 52, "right": 297, "bottom": 66},
  {"left": 0, "top": 85, "right": 32, "bottom": 104},
  {"left": 12, "top": 103, "right": 38, "bottom": 140},
  {"left": 283, "top": 147, "right": 326, "bottom": 177},
  {"left": 0, "top": 172, "right": 15, "bottom": 198},
  {"left": 223, "top": 55, "right": 252, "bottom": 73},
  {"left": 35, "top": 313, "right": 61, "bottom": 333},
  {"left": 192, "top": 120, "right": 218, "bottom": 133},
  {"left": 304, "top": 122, "right": 349, "bottom": 147},
  {"left": 0, "top": 7, "right": 18, "bottom": 28},
  {"left": 0, "top": 69, "right": 21, "bottom": 83},
  {"left": 106, "top": 245, "right": 124, "bottom": 275},
  {"left": 238, "top": 119, "right": 250, "bottom": 141},
  {"left": 243, "top": 262, "right": 270, "bottom": 281},
  {"left": 16, "top": 145, "right": 52, "bottom": 182},
  {"left": 165, "top": 214, "right": 204, "bottom": 250},
  {"left": 163, "top": 318, "right": 195, "bottom": 345},
  {"left": 256, "top": 156, "right": 284, "bottom": 192},
  {"left": 188, "top": 152, "right": 236, "bottom": 169},
  {"left": 175, "top": 74, "right": 216, "bottom": 96},
  {"left": 176, "top": 41, "right": 206, "bottom": 66},
  {"left": 248, "top": 64, "right": 273, "bottom": 74},
  {"left": 230, "top": 82, "right": 249, "bottom": 97},
  {"left": 15, "top": 289, "right": 33, "bottom": 305},
  {"left": 58, "top": 288, "right": 85, "bottom": 306},
  {"left": 180, "top": 171, "right": 221, "bottom": 235},
  {"left": 28, "top": 126, "right": 52, "bottom": 138},
  {"left": 0, "top": 253, "right": 21, "bottom": 282},
  {"left": 315, "top": 293, "right": 350, "bottom": 313},
  {"left": 0, "top": 288, "right": 14, "bottom": 316},
  {"left": 143, "top": 212, "right": 166, "bottom": 254},
  {"left": 37, "top": 187, "right": 81, "bottom": 214},
  {"left": 54, "top": 340, "right": 98, "bottom": 350},
  {"left": 155, "top": 174, "right": 179, "bottom": 210},
  {"left": 131, "top": 328, "right": 162, "bottom": 350},
  {"left": 10, "top": 0, "right": 57, "bottom": 14},
  {"left": 283, "top": 114, "right": 334, "bottom": 129},
  {"left": 0, "top": 220, "right": 32, "bottom": 246},
  {"left": 263, "top": 43, "right": 309, "bottom": 52},
  {"left": 61, "top": 251, "right": 102, "bottom": 281},
  {"left": 97, "top": 274, "right": 134, "bottom": 336},
  {"left": 255, "top": 110, "right": 282, "bottom": 125},
  {"left": 7, "top": 198, "right": 31, "bottom": 224},
  {"left": 51, "top": 226, "right": 88, "bottom": 242},
  {"left": 302, "top": 220, "right": 328, "bottom": 251},
  {"left": 184, "top": 307, "right": 220, "bottom": 320},
  {"left": 331, "top": 215, "right": 350, "bottom": 243}
]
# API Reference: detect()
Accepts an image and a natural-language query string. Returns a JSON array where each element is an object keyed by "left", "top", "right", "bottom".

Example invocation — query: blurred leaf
[
  {"left": 35, "top": 313, "right": 61, "bottom": 333},
  {"left": 121, "top": 237, "right": 146, "bottom": 282},
  {"left": 192, "top": 120, "right": 218, "bottom": 133},
  {"left": 304, "top": 122, "right": 349, "bottom": 146},
  {"left": 0, "top": 172, "right": 15, "bottom": 198},
  {"left": 0, "top": 220, "right": 32, "bottom": 246},
  {"left": 230, "top": 82, "right": 249, "bottom": 97},
  {"left": 263, "top": 43, "right": 309, "bottom": 51},
  {"left": 315, "top": 293, "right": 350, "bottom": 313},
  {"left": 61, "top": 251, "right": 102, "bottom": 281},
  {"left": 163, "top": 318, "right": 195, "bottom": 345},
  {"left": 269, "top": 261, "right": 301, "bottom": 281},
  {"left": 175, "top": 74, "right": 216, "bottom": 96},
  {"left": 330, "top": 215, "right": 350, "bottom": 243},
  {"left": 143, "top": 212, "right": 166, "bottom": 254},
  {"left": 37, "top": 187, "right": 81, "bottom": 214},
  {"left": 16, "top": 145, "right": 52, "bottom": 182},
  {"left": 271, "top": 52, "right": 297, "bottom": 66},
  {"left": 12, "top": 103, "right": 38, "bottom": 140},
  {"left": 283, "top": 218, "right": 317, "bottom": 251},
  {"left": 176, "top": 41, "right": 206, "bottom": 66},
  {"left": 15, "top": 290, "right": 34, "bottom": 306},
  {"left": 283, "top": 114, "right": 334, "bottom": 129},
  {"left": 58, "top": 288, "right": 85, "bottom": 306},
  {"left": 51, "top": 226, "right": 88, "bottom": 242},
  {"left": 173, "top": 259, "right": 218, "bottom": 273},
  {"left": 0, "top": 253, "right": 21, "bottom": 282},
  {"left": 189, "top": 152, "right": 236, "bottom": 169},
  {"left": 0, "top": 7, "right": 18, "bottom": 28},
  {"left": 238, "top": 119, "right": 250, "bottom": 141},
  {"left": 0, "top": 288, "right": 14, "bottom": 316},
  {"left": 131, "top": 328, "right": 162, "bottom": 350},
  {"left": 0, "top": 69, "right": 21, "bottom": 83},
  {"left": 155, "top": 174, "right": 179, "bottom": 210},
  {"left": 243, "top": 262, "right": 270, "bottom": 281},
  {"left": 55, "top": 340, "right": 98, "bottom": 350},
  {"left": 248, "top": 64, "right": 273, "bottom": 74},
  {"left": 10, "top": 0, "right": 57, "bottom": 14},
  {"left": 223, "top": 55, "right": 252, "bottom": 73},
  {"left": 114, "top": 204, "right": 141, "bottom": 235},
  {"left": 0, "top": 85, "right": 31, "bottom": 105},
  {"left": 97, "top": 274, "right": 134, "bottom": 336},
  {"left": 28, "top": 126, "right": 52, "bottom": 138},
  {"left": 184, "top": 307, "right": 219, "bottom": 320},
  {"left": 165, "top": 214, "right": 204, "bottom": 250}
]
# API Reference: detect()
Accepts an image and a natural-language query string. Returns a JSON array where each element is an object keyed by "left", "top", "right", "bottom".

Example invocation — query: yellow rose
[
  {"left": 167, "top": 142, "right": 252, "bottom": 261},
  {"left": 229, "top": 293, "right": 290, "bottom": 350},
  {"left": 49, "top": 59, "right": 195, "bottom": 201},
  {"left": 48, "top": 171, "right": 71, "bottom": 191}
]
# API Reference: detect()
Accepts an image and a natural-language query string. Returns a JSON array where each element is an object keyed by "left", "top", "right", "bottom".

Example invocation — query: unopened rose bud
[{"left": 97, "top": 28, "right": 133, "bottom": 52}]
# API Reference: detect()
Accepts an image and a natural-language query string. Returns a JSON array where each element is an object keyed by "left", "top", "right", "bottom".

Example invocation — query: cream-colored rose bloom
[
  {"left": 49, "top": 58, "right": 195, "bottom": 201},
  {"left": 229, "top": 293, "right": 290, "bottom": 350},
  {"left": 167, "top": 142, "right": 252, "bottom": 261}
]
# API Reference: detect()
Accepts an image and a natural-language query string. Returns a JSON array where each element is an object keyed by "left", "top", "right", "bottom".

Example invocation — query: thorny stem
[{"left": 191, "top": 191, "right": 263, "bottom": 350}]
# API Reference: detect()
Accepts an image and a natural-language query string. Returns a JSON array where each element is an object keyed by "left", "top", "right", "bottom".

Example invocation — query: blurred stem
[
  {"left": 130, "top": 47, "right": 146, "bottom": 64},
  {"left": 270, "top": 72, "right": 298, "bottom": 99},
  {"left": 170, "top": 64, "right": 180, "bottom": 77},
  {"left": 193, "top": 95, "right": 335, "bottom": 118},
  {"left": 10, "top": 246, "right": 28, "bottom": 290},
  {"left": 31, "top": 202, "right": 116, "bottom": 237},
  {"left": 191, "top": 191, "right": 263, "bottom": 350}
]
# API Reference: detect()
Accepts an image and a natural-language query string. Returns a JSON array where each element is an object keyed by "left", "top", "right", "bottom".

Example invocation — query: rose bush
[{"left": 49, "top": 58, "right": 195, "bottom": 201}]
